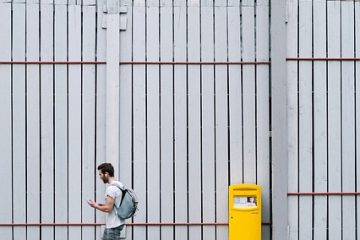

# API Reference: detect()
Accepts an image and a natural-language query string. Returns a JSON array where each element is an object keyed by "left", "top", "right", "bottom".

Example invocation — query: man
[{"left": 87, "top": 163, "right": 125, "bottom": 240}]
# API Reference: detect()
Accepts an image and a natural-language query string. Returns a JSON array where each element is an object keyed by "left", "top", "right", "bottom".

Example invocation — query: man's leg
[{"left": 102, "top": 225, "right": 124, "bottom": 240}]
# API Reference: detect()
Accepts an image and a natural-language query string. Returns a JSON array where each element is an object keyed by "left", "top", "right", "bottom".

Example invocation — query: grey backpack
[{"left": 111, "top": 182, "right": 139, "bottom": 219}]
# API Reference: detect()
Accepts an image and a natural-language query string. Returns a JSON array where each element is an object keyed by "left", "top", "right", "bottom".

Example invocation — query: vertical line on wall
[
  {"left": 355, "top": 3, "right": 358, "bottom": 239},
  {"left": 226, "top": 0, "right": 231, "bottom": 185},
  {"left": 52, "top": 1, "right": 56, "bottom": 237},
  {"left": 172, "top": 1, "right": 176, "bottom": 239},
  {"left": 240, "top": 0, "right": 245, "bottom": 183},
  {"left": 94, "top": 0, "right": 98, "bottom": 234},
  {"left": 254, "top": 0, "right": 258, "bottom": 184},
  {"left": 10, "top": 1, "right": 14, "bottom": 238},
  {"left": 25, "top": 1, "right": 29, "bottom": 238},
  {"left": 199, "top": 0, "right": 204, "bottom": 238},
  {"left": 267, "top": 1, "right": 272, "bottom": 237},
  {"left": 39, "top": 2, "right": 43, "bottom": 238},
  {"left": 311, "top": 1, "right": 315, "bottom": 239},
  {"left": 94, "top": 0, "right": 98, "bottom": 235},
  {"left": 66, "top": 1, "right": 70, "bottom": 238},
  {"left": 296, "top": 0, "right": 300, "bottom": 238},
  {"left": 185, "top": 1, "right": 190, "bottom": 239},
  {"left": 351, "top": 2, "right": 356, "bottom": 238},
  {"left": 145, "top": 1, "right": 149, "bottom": 238},
  {"left": 226, "top": 0, "right": 231, "bottom": 188},
  {"left": 325, "top": 1, "right": 329, "bottom": 238},
  {"left": 340, "top": 2, "right": 343, "bottom": 239},
  {"left": 131, "top": 0, "right": 135, "bottom": 237},
  {"left": 158, "top": 0, "right": 163, "bottom": 238},
  {"left": 353, "top": 1, "right": 358, "bottom": 239},
  {"left": 212, "top": 1, "right": 217, "bottom": 239},
  {"left": 158, "top": 0, "right": 162, "bottom": 236},
  {"left": 80, "top": 2, "right": 84, "bottom": 238}
]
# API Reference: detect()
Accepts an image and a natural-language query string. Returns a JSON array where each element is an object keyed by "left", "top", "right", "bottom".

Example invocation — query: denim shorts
[{"left": 102, "top": 225, "right": 124, "bottom": 240}]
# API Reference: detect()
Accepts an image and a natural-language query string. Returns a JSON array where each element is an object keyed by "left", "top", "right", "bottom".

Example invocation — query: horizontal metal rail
[
  {"left": 287, "top": 57, "right": 360, "bottom": 61},
  {"left": 288, "top": 192, "right": 360, "bottom": 196},
  {"left": 0, "top": 223, "right": 103, "bottom": 227},
  {"left": 0, "top": 60, "right": 105, "bottom": 65},
  {"left": 119, "top": 61, "right": 271, "bottom": 65},
  {"left": 0, "top": 60, "right": 270, "bottom": 65},
  {"left": 0, "top": 222, "right": 271, "bottom": 227}
]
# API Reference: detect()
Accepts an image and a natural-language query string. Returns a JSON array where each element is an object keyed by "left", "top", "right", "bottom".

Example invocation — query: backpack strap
[{"left": 111, "top": 181, "right": 127, "bottom": 205}]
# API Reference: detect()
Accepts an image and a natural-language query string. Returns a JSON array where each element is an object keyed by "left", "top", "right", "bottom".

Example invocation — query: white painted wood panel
[
  {"left": 82, "top": 5, "right": 96, "bottom": 240},
  {"left": 159, "top": 3, "right": 174, "bottom": 240},
  {"left": 214, "top": 3, "right": 228, "bottom": 240},
  {"left": 132, "top": 4, "right": 147, "bottom": 240},
  {"left": 95, "top": 0, "right": 107, "bottom": 237},
  {"left": 327, "top": 2, "right": 342, "bottom": 239},
  {"left": 341, "top": 2, "right": 356, "bottom": 239},
  {"left": 187, "top": 5, "right": 202, "bottom": 240},
  {"left": 286, "top": 0, "right": 299, "bottom": 238},
  {"left": 356, "top": 2, "right": 360, "bottom": 240},
  {"left": 146, "top": 4, "right": 161, "bottom": 240},
  {"left": 200, "top": 2, "right": 216, "bottom": 240},
  {"left": 174, "top": 3, "right": 188, "bottom": 240},
  {"left": 242, "top": 0, "right": 256, "bottom": 183},
  {"left": 12, "top": 3, "right": 27, "bottom": 239},
  {"left": 40, "top": 3, "right": 55, "bottom": 239},
  {"left": 68, "top": 5, "right": 82, "bottom": 240},
  {"left": 119, "top": 0, "right": 133, "bottom": 234},
  {"left": 119, "top": 0, "right": 133, "bottom": 193},
  {"left": 228, "top": 0, "right": 242, "bottom": 185},
  {"left": 26, "top": 3, "right": 41, "bottom": 239},
  {"left": 256, "top": 0, "right": 270, "bottom": 238},
  {"left": 54, "top": 4, "right": 68, "bottom": 239},
  {"left": 298, "top": 1, "right": 313, "bottom": 239},
  {"left": 0, "top": 5, "right": 12, "bottom": 239},
  {"left": 287, "top": 0, "right": 299, "bottom": 239},
  {"left": 313, "top": 1, "right": 327, "bottom": 239}
]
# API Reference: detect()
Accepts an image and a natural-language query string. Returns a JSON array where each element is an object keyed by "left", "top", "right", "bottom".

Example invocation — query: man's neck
[{"left": 108, "top": 177, "right": 116, "bottom": 184}]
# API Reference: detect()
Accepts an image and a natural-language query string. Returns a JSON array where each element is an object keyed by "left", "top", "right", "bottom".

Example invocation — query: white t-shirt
[{"left": 105, "top": 182, "right": 125, "bottom": 228}]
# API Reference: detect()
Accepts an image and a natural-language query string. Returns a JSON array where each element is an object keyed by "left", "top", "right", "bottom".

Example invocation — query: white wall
[
  {"left": 287, "top": 0, "right": 360, "bottom": 239},
  {"left": 0, "top": 0, "right": 271, "bottom": 239}
]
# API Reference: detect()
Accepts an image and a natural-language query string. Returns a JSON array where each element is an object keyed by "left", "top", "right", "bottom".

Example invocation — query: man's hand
[
  {"left": 87, "top": 199, "right": 111, "bottom": 213},
  {"left": 87, "top": 199, "right": 98, "bottom": 209}
]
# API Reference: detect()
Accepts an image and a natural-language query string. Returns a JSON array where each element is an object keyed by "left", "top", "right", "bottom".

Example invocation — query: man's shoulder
[
  {"left": 107, "top": 185, "right": 118, "bottom": 190},
  {"left": 107, "top": 181, "right": 123, "bottom": 193},
  {"left": 105, "top": 185, "right": 121, "bottom": 199},
  {"left": 110, "top": 181, "right": 124, "bottom": 189}
]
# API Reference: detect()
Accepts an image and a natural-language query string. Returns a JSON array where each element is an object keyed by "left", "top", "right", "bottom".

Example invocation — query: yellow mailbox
[{"left": 229, "top": 184, "right": 261, "bottom": 240}]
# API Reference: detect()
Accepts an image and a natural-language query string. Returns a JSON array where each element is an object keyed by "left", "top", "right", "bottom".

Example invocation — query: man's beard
[{"left": 102, "top": 177, "right": 109, "bottom": 183}]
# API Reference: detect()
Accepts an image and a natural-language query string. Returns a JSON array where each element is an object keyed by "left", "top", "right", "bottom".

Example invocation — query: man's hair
[{"left": 97, "top": 163, "right": 115, "bottom": 177}]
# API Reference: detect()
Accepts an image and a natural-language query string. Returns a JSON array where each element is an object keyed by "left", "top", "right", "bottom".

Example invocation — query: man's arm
[{"left": 87, "top": 196, "right": 114, "bottom": 213}]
